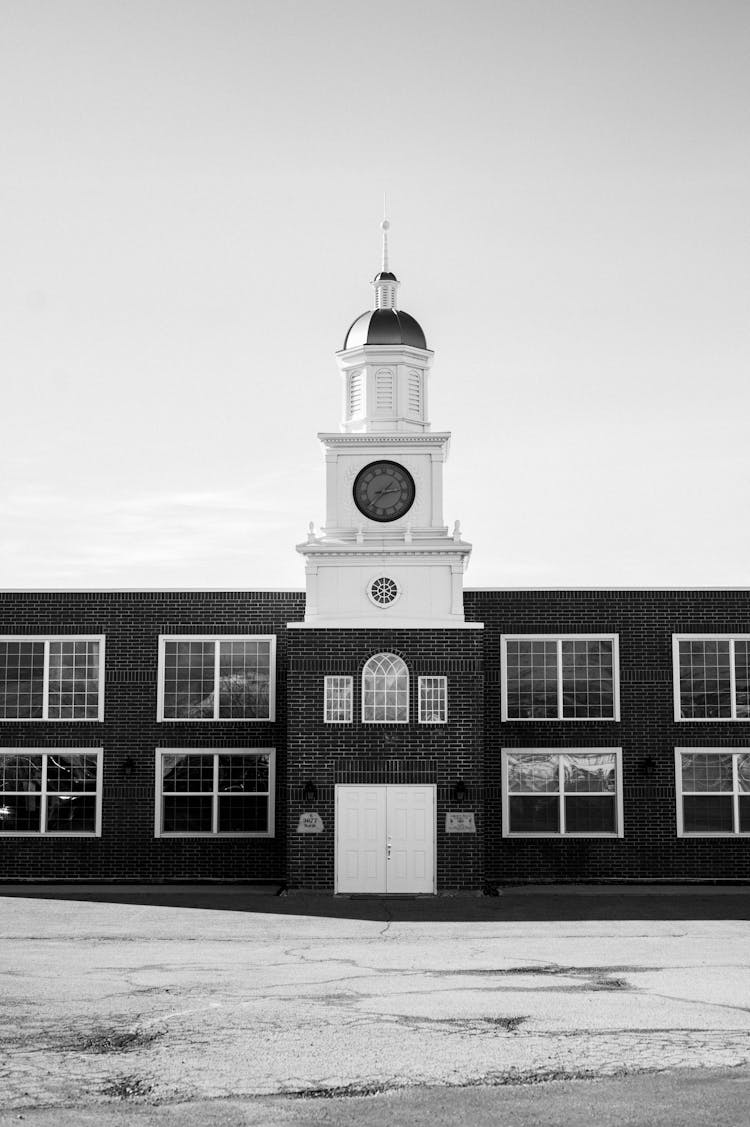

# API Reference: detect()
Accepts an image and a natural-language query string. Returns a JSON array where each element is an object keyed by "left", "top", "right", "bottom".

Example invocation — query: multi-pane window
[
  {"left": 158, "top": 636, "right": 275, "bottom": 721},
  {"left": 0, "top": 637, "right": 104, "bottom": 721},
  {"left": 418, "top": 676, "right": 447, "bottom": 724},
  {"left": 324, "top": 677, "right": 353, "bottom": 723},
  {"left": 673, "top": 636, "right": 750, "bottom": 720},
  {"left": 502, "top": 749, "right": 622, "bottom": 836},
  {"left": 676, "top": 749, "right": 750, "bottom": 835},
  {"left": 501, "top": 636, "right": 619, "bottom": 721},
  {"left": 362, "top": 653, "right": 409, "bottom": 723},
  {"left": 0, "top": 749, "right": 102, "bottom": 834},
  {"left": 155, "top": 750, "right": 275, "bottom": 836}
]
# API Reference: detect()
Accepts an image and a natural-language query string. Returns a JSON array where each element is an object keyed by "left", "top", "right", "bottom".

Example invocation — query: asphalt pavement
[{"left": 2, "top": 883, "right": 750, "bottom": 1125}]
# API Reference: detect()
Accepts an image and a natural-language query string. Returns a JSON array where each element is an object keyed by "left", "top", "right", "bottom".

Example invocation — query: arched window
[{"left": 362, "top": 653, "right": 409, "bottom": 723}]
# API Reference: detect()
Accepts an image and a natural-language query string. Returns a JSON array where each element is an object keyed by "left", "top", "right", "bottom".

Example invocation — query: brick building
[{"left": 2, "top": 229, "right": 749, "bottom": 889}]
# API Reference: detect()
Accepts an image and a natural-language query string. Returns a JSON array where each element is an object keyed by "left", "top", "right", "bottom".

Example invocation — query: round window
[{"left": 369, "top": 576, "right": 399, "bottom": 607}]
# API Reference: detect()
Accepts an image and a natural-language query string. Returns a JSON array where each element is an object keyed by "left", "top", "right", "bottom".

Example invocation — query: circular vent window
[{"left": 369, "top": 576, "right": 400, "bottom": 607}]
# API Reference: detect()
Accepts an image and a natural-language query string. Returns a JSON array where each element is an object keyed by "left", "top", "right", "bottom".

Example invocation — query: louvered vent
[
  {"left": 408, "top": 369, "right": 422, "bottom": 416},
  {"left": 375, "top": 369, "right": 393, "bottom": 411},
  {"left": 348, "top": 371, "right": 363, "bottom": 417}
]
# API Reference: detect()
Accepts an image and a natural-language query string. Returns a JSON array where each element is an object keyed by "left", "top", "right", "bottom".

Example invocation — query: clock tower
[{"left": 296, "top": 221, "right": 473, "bottom": 628}]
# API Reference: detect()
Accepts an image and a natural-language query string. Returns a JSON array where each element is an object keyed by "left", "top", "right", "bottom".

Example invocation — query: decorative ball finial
[{"left": 381, "top": 219, "right": 390, "bottom": 231}]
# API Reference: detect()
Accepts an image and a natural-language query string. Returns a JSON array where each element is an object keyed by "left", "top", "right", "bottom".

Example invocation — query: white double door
[{"left": 335, "top": 785, "right": 435, "bottom": 894}]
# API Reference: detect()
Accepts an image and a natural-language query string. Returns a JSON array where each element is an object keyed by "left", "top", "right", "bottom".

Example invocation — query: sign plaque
[
  {"left": 296, "top": 811, "right": 324, "bottom": 834},
  {"left": 445, "top": 811, "right": 476, "bottom": 834}
]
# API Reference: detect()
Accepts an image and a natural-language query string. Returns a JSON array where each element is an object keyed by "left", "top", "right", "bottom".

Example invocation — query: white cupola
[
  {"left": 337, "top": 220, "right": 433, "bottom": 434},
  {"left": 293, "top": 219, "right": 475, "bottom": 630}
]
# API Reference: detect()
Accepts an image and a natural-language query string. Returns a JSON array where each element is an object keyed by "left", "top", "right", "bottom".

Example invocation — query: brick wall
[
  {"left": 3, "top": 588, "right": 750, "bottom": 886},
  {"left": 465, "top": 589, "right": 750, "bottom": 884},
  {"left": 285, "top": 627, "right": 484, "bottom": 890},
  {"left": 0, "top": 591, "right": 304, "bottom": 881}
]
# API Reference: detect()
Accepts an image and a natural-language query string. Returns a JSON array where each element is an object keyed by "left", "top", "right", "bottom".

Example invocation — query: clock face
[{"left": 353, "top": 460, "right": 416, "bottom": 523}]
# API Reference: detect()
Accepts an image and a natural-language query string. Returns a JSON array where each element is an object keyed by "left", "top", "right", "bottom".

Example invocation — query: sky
[{"left": 1, "top": 0, "right": 749, "bottom": 589}]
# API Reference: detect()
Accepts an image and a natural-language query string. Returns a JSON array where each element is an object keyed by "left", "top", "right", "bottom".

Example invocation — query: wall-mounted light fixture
[
  {"left": 302, "top": 780, "right": 318, "bottom": 803},
  {"left": 453, "top": 779, "right": 467, "bottom": 803},
  {"left": 122, "top": 756, "right": 136, "bottom": 779},
  {"left": 640, "top": 756, "right": 656, "bottom": 779}
]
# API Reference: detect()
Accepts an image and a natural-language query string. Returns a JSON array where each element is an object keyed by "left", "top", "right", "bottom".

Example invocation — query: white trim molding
[
  {"left": 367, "top": 575, "right": 402, "bottom": 609},
  {"left": 154, "top": 748, "right": 276, "bottom": 838},
  {"left": 361, "top": 652, "right": 409, "bottom": 724},
  {"left": 672, "top": 635, "right": 750, "bottom": 721},
  {"left": 156, "top": 635, "right": 276, "bottom": 722},
  {"left": 0, "top": 636, "right": 105, "bottom": 722},
  {"left": 675, "top": 747, "right": 750, "bottom": 836},
  {"left": 500, "top": 634, "right": 620, "bottom": 722},
  {"left": 0, "top": 747, "right": 103, "bottom": 836},
  {"left": 418, "top": 676, "right": 448, "bottom": 724},
  {"left": 501, "top": 748, "right": 624, "bottom": 838},
  {"left": 324, "top": 676, "right": 353, "bottom": 724}
]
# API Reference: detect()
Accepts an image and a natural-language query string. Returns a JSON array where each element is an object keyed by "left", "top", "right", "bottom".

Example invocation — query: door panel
[
  {"left": 386, "top": 786, "right": 435, "bottom": 894},
  {"left": 335, "top": 784, "right": 435, "bottom": 894},
  {"left": 336, "top": 786, "right": 387, "bottom": 893}
]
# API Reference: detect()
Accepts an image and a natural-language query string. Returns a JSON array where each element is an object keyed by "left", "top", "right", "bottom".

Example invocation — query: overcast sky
[{"left": 1, "top": 0, "right": 749, "bottom": 589}]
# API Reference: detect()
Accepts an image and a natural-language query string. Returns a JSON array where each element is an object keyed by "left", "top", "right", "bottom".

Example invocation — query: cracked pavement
[{"left": 1, "top": 887, "right": 750, "bottom": 1114}]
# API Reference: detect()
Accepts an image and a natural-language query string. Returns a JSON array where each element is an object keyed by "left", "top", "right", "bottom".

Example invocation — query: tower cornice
[
  {"left": 318, "top": 432, "right": 451, "bottom": 448},
  {"left": 335, "top": 343, "right": 434, "bottom": 362}
]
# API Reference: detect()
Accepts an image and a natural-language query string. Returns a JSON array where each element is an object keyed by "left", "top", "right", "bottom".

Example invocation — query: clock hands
[
  {"left": 353, "top": 461, "right": 415, "bottom": 523},
  {"left": 372, "top": 484, "right": 400, "bottom": 501}
]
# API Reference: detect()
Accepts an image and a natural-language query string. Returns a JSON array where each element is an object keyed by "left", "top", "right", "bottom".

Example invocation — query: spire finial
[
  {"left": 372, "top": 197, "right": 399, "bottom": 309},
  {"left": 380, "top": 193, "right": 390, "bottom": 274}
]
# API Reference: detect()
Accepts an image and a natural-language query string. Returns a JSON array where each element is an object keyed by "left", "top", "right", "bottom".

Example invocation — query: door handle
[{"left": 386, "top": 838, "right": 392, "bottom": 861}]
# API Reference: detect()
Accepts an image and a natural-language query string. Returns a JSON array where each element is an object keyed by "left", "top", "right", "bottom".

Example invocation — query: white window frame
[
  {"left": 367, "top": 575, "right": 402, "bottom": 609},
  {"left": 0, "top": 636, "right": 105, "bottom": 723},
  {"left": 0, "top": 747, "right": 103, "bottom": 836},
  {"left": 500, "top": 634, "right": 620, "bottom": 722},
  {"left": 418, "top": 676, "right": 448, "bottom": 724},
  {"left": 154, "top": 748, "right": 276, "bottom": 838},
  {"left": 501, "top": 748, "right": 624, "bottom": 838},
  {"left": 361, "top": 652, "right": 409, "bottom": 724},
  {"left": 675, "top": 748, "right": 750, "bottom": 837},
  {"left": 323, "top": 676, "right": 353, "bottom": 724},
  {"left": 157, "top": 635, "right": 276, "bottom": 722},
  {"left": 672, "top": 635, "right": 750, "bottom": 722}
]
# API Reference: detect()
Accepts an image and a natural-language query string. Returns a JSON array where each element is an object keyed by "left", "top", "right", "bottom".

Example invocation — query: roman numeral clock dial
[{"left": 353, "top": 460, "right": 416, "bottom": 523}]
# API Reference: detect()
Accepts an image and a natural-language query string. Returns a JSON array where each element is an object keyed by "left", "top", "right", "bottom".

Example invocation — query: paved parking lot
[{"left": 2, "top": 885, "right": 750, "bottom": 1124}]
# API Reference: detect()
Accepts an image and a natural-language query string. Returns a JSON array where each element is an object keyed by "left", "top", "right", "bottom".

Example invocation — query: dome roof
[{"left": 344, "top": 308, "right": 427, "bottom": 351}]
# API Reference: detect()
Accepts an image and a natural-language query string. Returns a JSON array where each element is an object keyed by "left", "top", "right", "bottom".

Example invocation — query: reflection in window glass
[
  {"left": 681, "top": 753, "right": 732, "bottom": 792},
  {"left": 163, "top": 642, "right": 215, "bottom": 719},
  {"left": 734, "top": 643, "right": 750, "bottom": 719},
  {"left": 362, "top": 654, "right": 408, "bottom": 723},
  {"left": 218, "top": 641, "right": 271, "bottom": 719},
  {"left": 0, "top": 639, "right": 102, "bottom": 721},
  {"left": 48, "top": 642, "right": 101, "bottom": 720},
  {"left": 504, "top": 638, "right": 616, "bottom": 720},
  {"left": 678, "top": 750, "right": 750, "bottom": 834},
  {"left": 158, "top": 751, "right": 273, "bottom": 836},
  {"left": 505, "top": 751, "right": 619, "bottom": 835},
  {"left": 507, "top": 753, "right": 559, "bottom": 793},
  {"left": 161, "top": 638, "right": 273, "bottom": 720},
  {"left": 0, "top": 642, "right": 45, "bottom": 719},
  {"left": 561, "top": 641, "right": 614, "bottom": 719},
  {"left": 418, "top": 677, "right": 447, "bottom": 724},
  {"left": 678, "top": 640, "right": 732, "bottom": 719},
  {"left": 0, "top": 751, "right": 100, "bottom": 834},
  {"left": 675, "top": 637, "right": 750, "bottom": 720},
  {"left": 505, "top": 640, "right": 557, "bottom": 719},
  {"left": 324, "top": 677, "right": 353, "bottom": 724}
]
